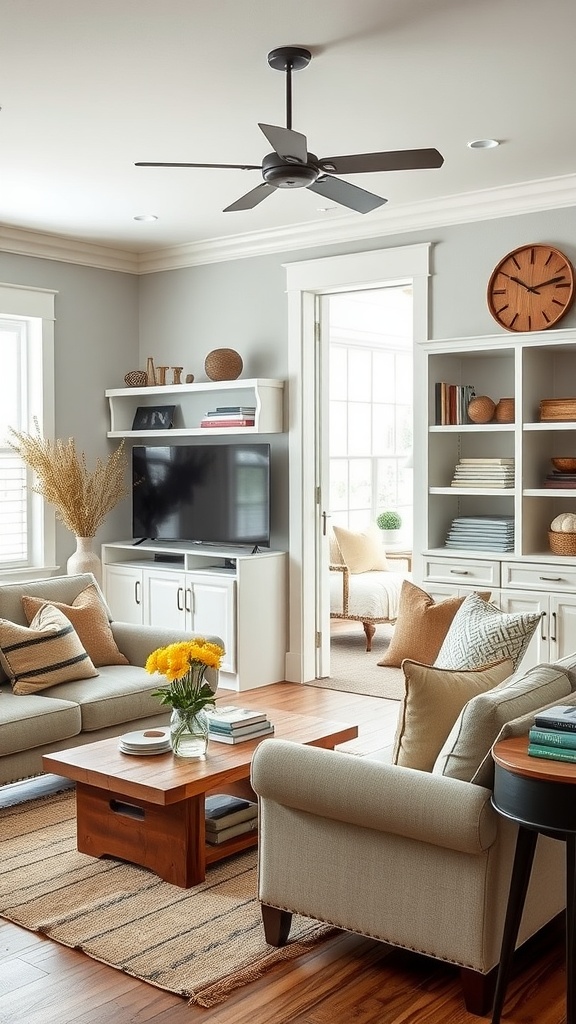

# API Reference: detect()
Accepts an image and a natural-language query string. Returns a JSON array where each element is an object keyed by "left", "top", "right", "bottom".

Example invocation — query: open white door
[{"left": 315, "top": 294, "right": 331, "bottom": 679}]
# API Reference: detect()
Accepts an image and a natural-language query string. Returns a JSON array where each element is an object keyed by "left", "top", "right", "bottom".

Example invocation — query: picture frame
[{"left": 131, "top": 405, "right": 176, "bottom": 430}]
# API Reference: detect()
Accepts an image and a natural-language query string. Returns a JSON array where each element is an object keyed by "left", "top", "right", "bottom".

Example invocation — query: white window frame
[
  {"left": 0, "top": 282, "right": 57, "bottom": 581},
  {"left": 284, "top": 244, "right": 430, "bottom": 683}
]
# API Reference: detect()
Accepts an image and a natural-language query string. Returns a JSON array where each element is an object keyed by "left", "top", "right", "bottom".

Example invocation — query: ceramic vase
[
  {"left": 67, "top": 536, "right": 102, "bottom": 586},
  {"left": 169, "top": 707, "right": 210, "bottom": 759}
]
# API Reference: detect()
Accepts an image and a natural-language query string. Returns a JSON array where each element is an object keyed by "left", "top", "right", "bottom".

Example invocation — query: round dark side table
[{"left": 491, "top": 736, "right": 576, "bottom": 1024}]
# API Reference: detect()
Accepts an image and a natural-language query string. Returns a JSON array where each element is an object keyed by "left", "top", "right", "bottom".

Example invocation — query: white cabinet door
[
  {"left": 188, "top": 574, "right": 236, "bottom": 673},
  {"left": 104, "top": 565, "right": 144, "bottom": 624},
  {"left": 498, "top": 591, "right": 548, "bottom": 670},
  {"left": 550, "top": 594, "right": 576, "bottom": 661},
  {"left": 145, "top": 570, "right": 187, "bottom": 630}
]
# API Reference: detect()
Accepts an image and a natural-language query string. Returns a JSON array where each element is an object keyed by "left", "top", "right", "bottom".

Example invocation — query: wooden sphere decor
[
  {"left": 468, "top": 395, "right": 496, "bottom": 423},
  {"left": 124, "top": 370, "right": 148, "bottom": 387},
  {"left": 204, "top": 348, "right": 243, "bottom": 381}
]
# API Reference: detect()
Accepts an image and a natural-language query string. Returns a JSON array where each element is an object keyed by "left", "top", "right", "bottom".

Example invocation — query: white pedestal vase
[{"left": 66, "top": 536, "right": 102, "bottom": 586}]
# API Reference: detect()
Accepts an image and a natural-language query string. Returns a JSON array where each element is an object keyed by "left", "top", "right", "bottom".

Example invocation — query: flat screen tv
[{"left": 132, "top": 443, "right": 271, "bottom": 548}]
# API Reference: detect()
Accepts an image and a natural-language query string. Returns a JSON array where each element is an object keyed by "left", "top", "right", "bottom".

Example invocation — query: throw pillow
[
  {"left": 378, "top": 581, "right": 490, "bottom": 668},
  {"left": 433, "top": 665, "right": 573, "bottom": 787},
  {"left": 434, "top": 592, "right": 541, "bottom": 671},
  {"left": 0, "top": 605, "right": 98, "bottom": 694},
  {"left": 392, "top": 657, "right": 514, "bottom": 772},
  {"left": 332, "top": 524, "right": 388, "bottom": 574},
  {"left": 22, "top": 583, "right": 128, "bottom": 667}
]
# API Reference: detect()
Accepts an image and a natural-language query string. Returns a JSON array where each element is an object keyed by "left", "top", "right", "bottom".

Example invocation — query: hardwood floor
[{"left": 0, "top": 682, "right": 568, "bottom": 1023}]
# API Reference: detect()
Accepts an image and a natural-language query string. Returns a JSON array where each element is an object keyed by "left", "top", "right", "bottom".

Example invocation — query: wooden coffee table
[{"left": 42, "top": 710, "right": 357, "bottom": 888}]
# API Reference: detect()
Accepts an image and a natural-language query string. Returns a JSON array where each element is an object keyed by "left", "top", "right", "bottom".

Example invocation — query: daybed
[
  {"left": 252, "top": 606, "right": 576, "bottom": 1015},
  {"left": 0, "top": 573, "right": 222, "bottom": 786}
]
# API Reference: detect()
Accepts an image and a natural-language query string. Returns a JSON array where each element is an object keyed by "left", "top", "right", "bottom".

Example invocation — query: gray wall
[{"left": 1, "top": 202, "right": 575, "bottom": 564}]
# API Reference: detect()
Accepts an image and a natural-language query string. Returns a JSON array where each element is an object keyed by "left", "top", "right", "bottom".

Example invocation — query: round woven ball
[
  {"left": 124, "top": 369, "right": 148, "bottom": 387},
  {"left": 467, "top": 395, "right": 496, "bottom": 423},
  {"left": 204, "top": 348, "right": 243, "bottom": 381}
]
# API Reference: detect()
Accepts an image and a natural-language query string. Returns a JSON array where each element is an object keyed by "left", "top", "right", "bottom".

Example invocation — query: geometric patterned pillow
[
  {"left": 22, "top": 583, "right": 129, "bottom": 667},
  {"left": 434, "top": 591, "right": 542, "bottom": 671},
  {"left": 0, "top": 604, "right": 98, "bottom": 694}
]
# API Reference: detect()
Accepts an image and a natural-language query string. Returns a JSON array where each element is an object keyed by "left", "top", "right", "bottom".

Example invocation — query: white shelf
[{"left": 105, "top": 378, "right": 284, "bottom": 437}]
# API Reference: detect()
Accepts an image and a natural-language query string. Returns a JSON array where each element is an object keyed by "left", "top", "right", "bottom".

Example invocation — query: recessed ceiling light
[
  {"left": 467, "top": 139, "right": 499, "bottom": 150},
  {"left": 133, "top": 214, "right": 158, "bottom": 222}
]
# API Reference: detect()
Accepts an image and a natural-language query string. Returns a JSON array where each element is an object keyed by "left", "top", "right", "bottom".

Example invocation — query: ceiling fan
[{"left": 135, "top": 46, "right": 444, "bottom": 215}]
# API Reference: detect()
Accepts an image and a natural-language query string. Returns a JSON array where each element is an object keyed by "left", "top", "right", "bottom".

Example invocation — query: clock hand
[
  {"left": 508, "top": 275, "right": 539, "bottom": 294},
  {"left": 530, "top": 275, "right": 566, "bottom": 289}
]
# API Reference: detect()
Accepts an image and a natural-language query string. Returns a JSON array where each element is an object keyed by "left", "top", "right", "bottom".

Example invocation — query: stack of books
[
  {"left": 528, "top": 705, "right": 576, "bottom": 762},
  {"left": 200, "top": 405, "right": 256, "bottom": 428},
  {"left": 205, "top": 705, "right": 274, "bottom": 744},
  {"left": 434, "top": 382, "right": 475, "bottom": 425},
  {"left": 205, "top": 793, "right": 258, "bottom": 845},
  {"left": 444, "top": 514, "right": 515, "bottom": 552},
  {"left": 450, "top": 457, "right": 515, "bottom": 489},
  {"left": 543, "top": 471, "right": 576, "bottom": 489}
]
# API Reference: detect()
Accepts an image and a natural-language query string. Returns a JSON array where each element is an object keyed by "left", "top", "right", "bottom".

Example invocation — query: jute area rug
[
  {"left": 0, "top": 790, "right": 334, "bottom": 1007},
  {"left": 310, "top": 623, "right": 405, "bottom": 701}
]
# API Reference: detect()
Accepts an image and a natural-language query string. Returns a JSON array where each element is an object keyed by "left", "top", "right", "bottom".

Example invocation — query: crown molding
[{"left": 1, "top": 173, "right": 576, "bottom": 275}]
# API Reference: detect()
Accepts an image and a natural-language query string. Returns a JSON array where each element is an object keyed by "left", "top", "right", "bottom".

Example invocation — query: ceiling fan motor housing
[{"left": 261, "top": 152, "right": 318, "bottom": 188}]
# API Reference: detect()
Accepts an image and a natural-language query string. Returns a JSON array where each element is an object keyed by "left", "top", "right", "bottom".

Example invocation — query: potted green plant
[{"left": 376, "top": 509, "right": 402, "bottom": 544}]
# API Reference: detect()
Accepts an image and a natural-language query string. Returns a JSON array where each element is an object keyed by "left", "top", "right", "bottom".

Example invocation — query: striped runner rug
[{"left": 0, "top": 789, "right": 334, "bottom": 1006}]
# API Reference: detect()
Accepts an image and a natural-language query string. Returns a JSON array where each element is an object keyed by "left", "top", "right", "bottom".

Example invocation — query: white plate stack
[{"left": 119, "top": 728, "right": 171, "bottom": 755}]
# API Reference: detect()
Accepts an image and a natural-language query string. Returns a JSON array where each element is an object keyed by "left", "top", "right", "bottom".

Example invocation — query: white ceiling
[{"left": 1, "top": 0, "right": 575, "bottom": 257}]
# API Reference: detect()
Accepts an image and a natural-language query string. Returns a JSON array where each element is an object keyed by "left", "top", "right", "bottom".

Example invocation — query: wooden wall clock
[{"left": 487, "top": 244, "right": 575, "bottom": 332}]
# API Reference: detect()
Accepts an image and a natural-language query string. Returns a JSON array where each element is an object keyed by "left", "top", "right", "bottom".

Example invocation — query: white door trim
[{"left": 284, "top": 242, "right": 431, "bottom": 683}]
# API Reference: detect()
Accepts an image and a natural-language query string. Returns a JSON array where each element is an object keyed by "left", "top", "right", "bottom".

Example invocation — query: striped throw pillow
[{"left": 0, "top": 604, "right": 98, "bottom": 694}]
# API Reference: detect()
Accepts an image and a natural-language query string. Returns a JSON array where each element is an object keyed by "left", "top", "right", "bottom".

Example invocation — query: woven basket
[
  {"left": 204, "top": 348, "right": 243, "bottom": 381},
  {"left": 540, "top": 398, "right": 576, "bottom": 421},
  {"left": 124, "top": 369, "right": 148, "bottom": 387},
  {"left": 549, "top": 531, "right": 576, "bottom": 555}
]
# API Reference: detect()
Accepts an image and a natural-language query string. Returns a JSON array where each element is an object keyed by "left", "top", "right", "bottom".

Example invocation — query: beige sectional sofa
[{"left": 0, "top": 573, "right": 222, "bottom": 786}]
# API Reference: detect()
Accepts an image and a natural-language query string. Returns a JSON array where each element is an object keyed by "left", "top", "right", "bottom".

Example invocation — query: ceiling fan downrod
[{"left": 267, "top": 46, "right": 311, "bottom": 132}]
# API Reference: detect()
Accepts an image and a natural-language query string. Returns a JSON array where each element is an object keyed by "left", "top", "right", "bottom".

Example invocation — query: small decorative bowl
[{"left": 551, "top": 458, "right": 576, "bottom": 473}]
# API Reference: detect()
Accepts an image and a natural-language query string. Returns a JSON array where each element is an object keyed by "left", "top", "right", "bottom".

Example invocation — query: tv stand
[{"left": 101, "top": 540, "right": 287, "bottom": 692}]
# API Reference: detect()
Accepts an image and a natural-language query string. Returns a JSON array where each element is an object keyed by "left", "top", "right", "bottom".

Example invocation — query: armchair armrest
[
  {"left": 251, "top": 739, "right": 497, "bottom": 855},
  {"left": 110, "top": 622, "right": 223, "bottom": 690}
]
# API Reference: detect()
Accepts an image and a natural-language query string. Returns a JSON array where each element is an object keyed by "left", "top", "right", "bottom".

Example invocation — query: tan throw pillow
[
  {"left": 0, "top": 605, "right": 98, "bottom": 694},
  {"left": 332, "top": 524, "right": 388, "bottom": 573},
  {"left": 434, "top": 664, "right": 573, "bottom": 786},
  {"left": 378, "top": 581, "right": 490, "bottom": 668},
  {"left": 22, "top": 584, "right": 128, "bottom": 668},
  {"left": 392, "top": 657, "right": 514, "bottom": 772}
]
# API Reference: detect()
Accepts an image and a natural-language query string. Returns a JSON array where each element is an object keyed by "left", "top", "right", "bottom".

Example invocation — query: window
[
  {"left": 0, "top": 283, "right": 56, "bottom": 578},
  {"left": 327, "top": 286, "right": 413, "bottom": 538}
]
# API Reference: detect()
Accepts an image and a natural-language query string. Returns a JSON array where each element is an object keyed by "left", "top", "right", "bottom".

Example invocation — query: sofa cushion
[
  {"left": 0, "top": 605, "right": 99, "bottom": 695},
  {"left": 438, "top": 667, "right": 575, "bottom": 788},
  {"left": 22, "top": 584, "right": 129, "bottom": 668},
  {"left": 46, "top": 664, "right": 165, "bottom": 731},
  {"left": 0, "top": 683, "right": 81, "bottom": 755},
  {"left": 332, "top": 524, "right": 388, "bottom": 573},
  {"left": 377, "top": 581, "right": 489, "bottom": 668},
  {"left": 434, "top": 592, "right": 542, "bottom": 671},
  {"left": 392, "top": 657, "right": 514, "bottom": 772}
]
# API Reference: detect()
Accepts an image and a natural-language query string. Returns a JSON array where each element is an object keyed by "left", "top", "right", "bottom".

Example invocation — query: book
[
  {"left": 208, "top": 719, "right": 271, "bottom": 737},
  {"left": 204, "top": 793, "right": 251, "bottom": 820},
  {"left": 205, "top": 817, "right": 259, "bottom": 845},
  {"left": 534, "top": 705, "right": 576, "bottom": 732},
  {"left": 205, "top": 795, "right": 258, "bottom": 832},
  {"left": 214, "top": 406, "right": 256, "bottom": 414},
  {"left": 200, "top": 418, "right": 255, "bottom": 428},
  {"left": 528, "top": 743, "right": 576, "bottom": 763},
  {"left": 529, "top": 727, "right": 576, "bottom": 749},
  {"left": 458, "top": 458, "right": 515, "bottom": 464},
  {"left": 205, "top": 706, "right": 268, "bottom": 728},
  {"left": 209, "top": 723, "right": 275, "bottom": 744}
]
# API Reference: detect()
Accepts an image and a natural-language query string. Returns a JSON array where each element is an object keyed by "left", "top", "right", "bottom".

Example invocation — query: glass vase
[{"left": 169, "top": 707, "right": 210, "bottom": 759}]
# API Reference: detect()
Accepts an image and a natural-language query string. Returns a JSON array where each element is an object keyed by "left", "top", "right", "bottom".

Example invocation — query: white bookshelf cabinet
[
  {"left": 416, "top": 327, "right": 576, "bottom": 670},
  {"left": 102, "top": 541, "right": 287, "bottom": 691},
  {"left": 105, "top": 378, "right": 284, "bottom": 438}
]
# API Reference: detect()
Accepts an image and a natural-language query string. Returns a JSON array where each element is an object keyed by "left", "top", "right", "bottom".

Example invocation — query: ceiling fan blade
[
  {"left": 317, "top": 148, "right": 444, "bottom": 175},
  {"left": 135, "top": 161, "right": 261, "bottom": 170},
  {"left": 308, "top": 175, "right": 387, "bottom": 214},
  {"left": 223, "top": 182, "right": 277, "bottom": 213},
  {"left": 258, "top": 123, "right": 308, "bottom": 164}
]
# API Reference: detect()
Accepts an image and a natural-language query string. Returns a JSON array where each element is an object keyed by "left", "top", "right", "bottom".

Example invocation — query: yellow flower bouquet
[{"left": 146, "top": 639, "right": 224, "bottom": 758}]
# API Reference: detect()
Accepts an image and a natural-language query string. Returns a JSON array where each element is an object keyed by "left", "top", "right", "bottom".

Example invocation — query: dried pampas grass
[{"left": 9, "top": 421, "right": 128, "bottom": 537}]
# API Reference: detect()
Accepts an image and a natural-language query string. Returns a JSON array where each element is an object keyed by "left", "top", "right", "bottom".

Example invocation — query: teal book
[
  {"left": 529, "top": 727, "right": 576, "bottom": 749},
  {"left": 527, "top": 743, "right": 576, "bottom": 763}
]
